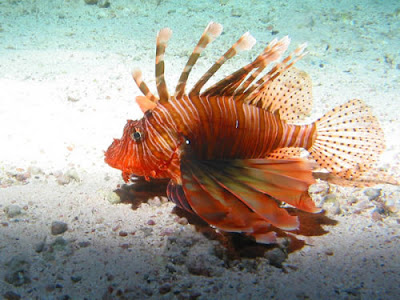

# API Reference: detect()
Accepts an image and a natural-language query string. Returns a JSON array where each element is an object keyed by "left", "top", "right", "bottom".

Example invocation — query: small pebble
[
  {"left": 15, "top": 172, "right": 30, "bottom": 182},
  {"left": 4, "top": 205, "right": 22, "bottom": 218},
  {"left": 71, "top": 275, "right": 82, "bottom": 283},
  {"left": 119, "top": 231, "right": 128, "bottom": 237},
  {"left": 264, "top": 248, "right": 287, "bottom": 268},
  {"left": 34, "top": 240, "right": 46, "bottom": 253},
  {"left": 4, "top": 256, "right": 31, "bottom": 287},
  {"left": 348, "top": 197, "right": 358, "bottom": 204},
  {"left": 67, "top": 96, "right": 79, "bottom": 102},
  {"left": 309, "top": 181, "right": 329, "bottom": 195},
  {"left": 57, "top": 175, "right": 71, "bottom": 185},
  {"left": 106, "top": 191, "right": 121, "bottom": 204},
  {"left": 323, "top": 196, "right": 341, "bottom": 215},
  {"left": 52, "top": 237, "right": 68, "bottom": 250},
  {"left": 186, "top": 253, "right": 221, "bottom": 277},
  {"left": 65, "top": 169, "right": 80, "bottom": 182},
  {"left": 3, "top": 291, "right": 21, "bottom": 300},
  {"left": 344, "top": 287, "right": 361, "bottom": 297},
  {"left": 51, "top": 221, "right": 68, "bottom": 235},
  {"left": 371, "top": 211, "right": 383, "bottom": 222},
  {"left": 160, "top": 228, "right": 174, "bottom": 236},
  {"left": 165, "top": 263, "right": 177, "bottom": 273},
  {"left": 190, "top": 291, "right": 202, "bottom": 299},
  {"left": 78, "top": 241, "right": 91, "bottom": 248},
  {"left": 230, "top": 9, "right": 242, "bottom": 17},
  {"left": 120, "top": 243, "right": 132, "bottom": 249},
  {"left": 46, "top": 284, "right": 56, "bottom": 292},
  {"left": 97, "top": 0, "right": 110, "bottom": 8},
  {"left": 147, "top": 219, "right": 156, "bottom": 226},
  {"left": 177, "top": 217, "right": 188, "bottom": 225},
  {"left": 364, "top": 188, "right": 381, "bottom": 200},
  {"left": 159, "top": 283, "right": 172, "bottom": 294},
  {"left": 148, "top": 197, "right": 162, "bottom": 207},
  {"left": 112, "top": 224, "right": 121, "bottom": 232},
  {"left": 28, "top": 166, "right": 43, "bottom": 175},
  {"left": 324, "top": 194, "right": 337, "bottom": 203},
  {"left": 56, "top": 169, "right": 80, "bottom": 185}
]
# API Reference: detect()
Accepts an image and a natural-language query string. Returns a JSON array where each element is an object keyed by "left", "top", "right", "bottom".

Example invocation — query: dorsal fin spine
[
  {"left": 155, "top": 28, "right": 172, "bottom": 104},
  {"left": 175, "top": 22, "right": 223, "bottom": 99},
  {"left": 132, "top": 69, "right": 158, "bottom": 102},
  {"left": 189, "top": 32, "right": 256, "bottom": 97}
]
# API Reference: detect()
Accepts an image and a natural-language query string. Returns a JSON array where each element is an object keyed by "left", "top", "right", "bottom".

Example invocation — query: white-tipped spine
[
  {"left": 157, "top": 28, "right": 173, "bottom": 44},
  {"left": 206, "top": 22, "right": 223, "bottom": 40},
  {"left": 277, "top": 36, "right": 291, "bottom": 53},
  {"left": 263, "top": 36, "right": 290, "bottom": 62},
  {"left": 236, "top": 32, "right": 257, "bottom": 52},
  {"left": 294, "top": 42, "right": 307, "bottom": 56},
  {"left": 267, "top": 38, "right": 278, "bottom": 48},
  {"left": 132, "top": 69, "right": 142, "bottom": 81}
]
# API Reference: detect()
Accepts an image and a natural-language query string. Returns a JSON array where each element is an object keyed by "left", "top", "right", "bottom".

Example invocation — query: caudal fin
[{"left": 308, "top": 99, "right": 385, "bottom": 179}]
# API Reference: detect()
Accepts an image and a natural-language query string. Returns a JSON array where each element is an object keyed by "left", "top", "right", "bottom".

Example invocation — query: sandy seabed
[{"left": 0, "top": 0, "right": 399, "bottom": 299}]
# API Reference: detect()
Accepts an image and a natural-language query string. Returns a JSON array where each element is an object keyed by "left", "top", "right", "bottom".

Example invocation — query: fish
[{"left": 105, "top": 22, "right": 385, "bottom": 244}]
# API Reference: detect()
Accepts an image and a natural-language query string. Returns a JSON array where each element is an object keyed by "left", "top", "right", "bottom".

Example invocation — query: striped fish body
[
  {"left": 105, "top": 23, "right": 384, "bottom": 244},
  {"left": 153, "top": 94, "right": 315, "bottom": 161}
]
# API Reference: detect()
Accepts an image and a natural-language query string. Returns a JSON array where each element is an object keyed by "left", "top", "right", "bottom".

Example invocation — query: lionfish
[{"left": 105, "top": 22, "right": 384, "bottom": 243}]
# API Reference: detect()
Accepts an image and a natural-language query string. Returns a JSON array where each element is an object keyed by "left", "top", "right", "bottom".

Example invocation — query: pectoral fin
[
  {"left": 181, "top": 158, "right": 320, "bottom": 231},
  {"left": 183, "top": 160, "right": 300, "bottom": 230},
  {"left": 168, "top": 158, "right": 319, "bottom": 243},
  {"left": 226, "top": 159, "right": 321, "bottom": 213}
]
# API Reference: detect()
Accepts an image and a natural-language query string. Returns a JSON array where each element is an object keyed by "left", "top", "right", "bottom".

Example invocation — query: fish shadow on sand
[
  {"left": 114, "top": 177, "right": 170, "bottom": 209},
  {"left": 115, "top": 177, "right": 337, "bottom": 261},
  {"left": 173, "top": 206, "right": 337, "bottom": 259}
]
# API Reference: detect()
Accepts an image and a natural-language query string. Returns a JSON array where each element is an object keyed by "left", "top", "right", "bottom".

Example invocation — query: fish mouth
[{"left": 104, "top": 139, "right": 122, "bottom": 169}]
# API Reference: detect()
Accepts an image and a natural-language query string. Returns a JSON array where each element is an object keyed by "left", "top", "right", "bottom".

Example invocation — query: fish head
[{"left": 104, "top": 118, "right": 150, "bottom": 181}]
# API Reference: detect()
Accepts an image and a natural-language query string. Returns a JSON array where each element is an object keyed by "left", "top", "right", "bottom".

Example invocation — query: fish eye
[{"left": 131, "top": 128, "right": 143, "bottom": 142}]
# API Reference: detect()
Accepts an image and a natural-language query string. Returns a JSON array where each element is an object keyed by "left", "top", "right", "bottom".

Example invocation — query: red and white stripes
[{"left": 143, "top": 94, "right": 316, "bottom": 161}]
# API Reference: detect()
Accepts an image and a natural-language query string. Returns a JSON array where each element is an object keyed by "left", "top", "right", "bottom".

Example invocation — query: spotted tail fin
[{"left": 308, "top": 99, "right": 385, "bottom": 179}]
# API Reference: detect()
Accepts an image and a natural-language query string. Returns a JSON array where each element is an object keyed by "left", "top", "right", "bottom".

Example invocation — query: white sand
[{"left": 0, "top": 0, "right": 399, "bottom": 299}]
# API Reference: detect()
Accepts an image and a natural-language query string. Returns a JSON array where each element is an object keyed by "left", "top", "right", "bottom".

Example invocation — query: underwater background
[{"left": 0, "top": 0, "right": 399, "bottom": 299}]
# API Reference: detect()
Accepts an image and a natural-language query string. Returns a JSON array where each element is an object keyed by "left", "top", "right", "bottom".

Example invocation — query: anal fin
[{"left": 266, "top": 147, "right": 304, "bottom": 160}]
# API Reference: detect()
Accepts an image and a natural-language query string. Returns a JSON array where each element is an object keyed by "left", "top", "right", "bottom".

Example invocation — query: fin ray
[
  {"left": 309, "top": 99, "right": 385, "bottom": 179},
  {"left": 181, "top": 160, "right": 269, "bottom": 233},
  {"left": 132, "top": 69, "right": 159, "bottom": 102},
  {"left": 180, "top": 158, "right": 321, "bottom": 230},
  {"left": 189, "top": 32, "right": 256, "bottom": 97},
  {"left": 155, "top": 28, "right": 172, "bottom": 103},
  {"left": 204, "top": 159, "right": 320, "bottom": 213},
  {"left": 175, "top": 22, "right": 223, "bottom": 99}
]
